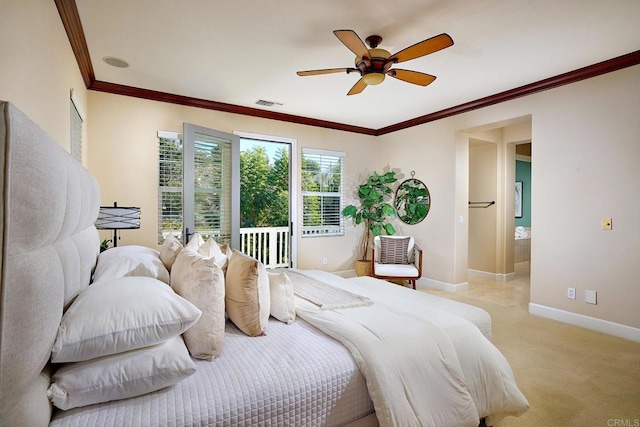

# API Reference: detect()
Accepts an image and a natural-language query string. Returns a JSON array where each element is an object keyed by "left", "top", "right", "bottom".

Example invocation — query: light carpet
[{"left": 421, "top": 263, "right": 640, "bottom": 427}]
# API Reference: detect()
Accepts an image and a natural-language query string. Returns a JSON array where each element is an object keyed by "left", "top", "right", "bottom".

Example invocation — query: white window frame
[{"left": 301, "top": 148, "right": 345, "bottom": 237}]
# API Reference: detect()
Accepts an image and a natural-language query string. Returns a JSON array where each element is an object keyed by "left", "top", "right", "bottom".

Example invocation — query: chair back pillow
[{"left": 380, "top": 236, "right": 410, "bottom": 264}]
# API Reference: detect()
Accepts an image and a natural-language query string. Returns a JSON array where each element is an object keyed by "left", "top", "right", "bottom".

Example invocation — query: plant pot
[{"left": 354, "top": 260, "right": 371, "bottom": 277}]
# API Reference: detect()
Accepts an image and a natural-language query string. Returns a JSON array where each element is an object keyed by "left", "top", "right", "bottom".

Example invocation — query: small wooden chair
[{"left": 371, "top": 235, "right": 423, "bottom": 289}]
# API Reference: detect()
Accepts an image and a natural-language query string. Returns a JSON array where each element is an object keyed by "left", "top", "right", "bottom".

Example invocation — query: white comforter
[{"left": 292, "top": 270, "right": 529, "bottom": 427}]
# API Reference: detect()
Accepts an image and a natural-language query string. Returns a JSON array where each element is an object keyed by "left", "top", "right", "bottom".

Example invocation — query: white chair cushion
[{"left": 374, "top": 262, "right": 419, "bottom": 278}]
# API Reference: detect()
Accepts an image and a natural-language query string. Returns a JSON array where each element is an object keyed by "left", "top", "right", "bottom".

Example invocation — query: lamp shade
[{"left": 96, "top": 206, "right": 141, "bottom": 230}]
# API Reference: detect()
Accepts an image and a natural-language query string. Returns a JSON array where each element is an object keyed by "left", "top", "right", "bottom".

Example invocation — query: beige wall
[
  {"left": 469, "top": 142, "right": 498, "bottom": 272},
  {"left": 380, "top": 65, "right": 640, "bottom": 329},
  {"left": 87, "top": 91, "right": 379, "bottom": 271},
  {"left": 3, "top": 0, "right": 638, "bottom": 330},
  {"left": 376, "top": 121, "right": 460, "bottom": 286},
  {"left": 0, "top": 0, "right": 88, "bottom": 162}
]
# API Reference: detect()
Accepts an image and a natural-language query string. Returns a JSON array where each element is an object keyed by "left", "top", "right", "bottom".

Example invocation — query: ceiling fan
[{"left": 297, "top": 30, "right": 454, "bottom": 95}]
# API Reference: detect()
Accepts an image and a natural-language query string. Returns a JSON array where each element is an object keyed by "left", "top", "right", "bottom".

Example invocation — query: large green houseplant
[{"left": 342, "top": 171, "right": 398, "bottom": 271}]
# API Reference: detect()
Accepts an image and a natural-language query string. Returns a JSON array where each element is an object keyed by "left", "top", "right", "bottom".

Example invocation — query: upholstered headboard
[{"left": 0, "top": 101, "right": 100, "bottom": 426}]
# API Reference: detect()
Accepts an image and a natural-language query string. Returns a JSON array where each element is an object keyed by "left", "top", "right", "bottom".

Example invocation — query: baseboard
[
  {"left": 417, "top": 277, "right": 469, "bottom": 293},
  {"left": 468, "top": 268, "right": 516, "bottom": 282},
  {"left": 529, "top": 303, "right": 640, "bottom": 343}
]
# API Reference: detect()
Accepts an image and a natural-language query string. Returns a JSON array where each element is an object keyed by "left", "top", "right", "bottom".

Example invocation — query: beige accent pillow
[
  {"left": 159, "top": 236, "right": 183, "bottom": 271},
  {"left": 225, "top": 250, "right": 270, "bottom": 336},
  {"left": 268, "top": 272, "right": 296, "bottom": 324},
  {"left": 171, "top": 249, "right": 226, "bottom": 359}
]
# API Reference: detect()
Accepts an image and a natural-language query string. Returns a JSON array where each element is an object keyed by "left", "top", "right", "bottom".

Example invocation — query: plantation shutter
[
  {"left": 301, "top": 148, "right": 345, "bottom": 236},
  {"left": 192, "top": 134, "right": 233, "bottom": 243},
  {"left": 158, "top": 132, "right": 183, "bottom": 243}
]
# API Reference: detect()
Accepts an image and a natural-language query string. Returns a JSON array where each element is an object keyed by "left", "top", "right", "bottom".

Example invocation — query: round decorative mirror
[{"left": 395, "top": 171, "right": 431, "bottom": 225}]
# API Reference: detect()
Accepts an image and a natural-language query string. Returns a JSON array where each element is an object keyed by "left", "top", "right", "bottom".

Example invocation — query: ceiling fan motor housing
[{"left": 354, "top": 47, "right": 391, "bottom": 85}]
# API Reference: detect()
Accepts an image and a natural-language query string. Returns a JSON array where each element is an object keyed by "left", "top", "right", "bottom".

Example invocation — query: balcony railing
[{"left": 240, "top": 226, "right": 290, "bottom": 269}]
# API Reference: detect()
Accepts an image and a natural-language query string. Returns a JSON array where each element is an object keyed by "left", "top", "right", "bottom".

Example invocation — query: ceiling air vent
[{"left": 255, "top": 99, "right": 283, "bottom": 107}]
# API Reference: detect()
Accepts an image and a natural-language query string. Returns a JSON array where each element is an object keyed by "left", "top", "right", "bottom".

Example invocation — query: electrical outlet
[
  {"left": 585, "top": 290, "right": 597, "bottom": 304},
  {"left": 567, "top": 287, "right": 576, "bottom": 300},
  {"left": 322, "top": 257, "right": 328, "bottom": 265},
  {"left": 602, "top": 217, "right": 612, "bottom": 230}
]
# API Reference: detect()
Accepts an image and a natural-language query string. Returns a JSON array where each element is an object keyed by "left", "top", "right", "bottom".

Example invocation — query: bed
[{"left": 0, "top": 101, "right": 528, "bottom": 427}]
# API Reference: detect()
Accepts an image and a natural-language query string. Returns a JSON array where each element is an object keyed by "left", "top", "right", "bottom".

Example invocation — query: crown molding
[
  {"left": 54, "top": 0, "right": 94, "bottom": 87},
  {"left": 376, "top": 50, "right": 640, "bottom": 135},
  {"left": 56, "top": 0, "right": 640, "bottom": 136},
  {"left": 88, "top": 80, "right": 377, "bottom": 135}
]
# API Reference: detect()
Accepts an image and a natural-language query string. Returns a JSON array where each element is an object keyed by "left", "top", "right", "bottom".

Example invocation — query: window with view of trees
[
  {"left": 301, "top": 148, "right": 345, "bottom": 236},
  {"left": 240, "top": 142, "right": 290, "bottom": 228}
]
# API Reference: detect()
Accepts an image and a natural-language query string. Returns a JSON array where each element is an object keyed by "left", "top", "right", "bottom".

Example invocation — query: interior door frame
[
  {"left": 184, "top": 123, "right": 241, "bottom": 249},
  {"left": 234, "top": 131, "right": 298, "bottom": 269}
]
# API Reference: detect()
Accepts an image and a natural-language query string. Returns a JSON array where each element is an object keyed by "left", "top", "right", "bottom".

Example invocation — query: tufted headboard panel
[{"left": 0, "top": 101, "right": 100, "bottom": 426}]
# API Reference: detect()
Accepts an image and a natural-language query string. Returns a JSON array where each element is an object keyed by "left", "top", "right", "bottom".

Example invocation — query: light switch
[{"left": 602, "top": 218, "right": 612, "bottom": 230}]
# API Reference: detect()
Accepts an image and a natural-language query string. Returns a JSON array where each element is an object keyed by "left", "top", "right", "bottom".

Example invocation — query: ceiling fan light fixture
[
  {"left": 362, "top": 72, "right": 385, "bottom": 85},
  {"left": 369, "top": 48, "right": 391, "bottom": 59}
]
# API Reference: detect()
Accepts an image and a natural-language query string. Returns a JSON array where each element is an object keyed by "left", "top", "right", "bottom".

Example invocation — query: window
[
  {"left": 70, "top": 91, "right": 84, "bottom": 162},
  {"left": 158, "top": 132, "right": 183, "bottom": 243},
  {"left": 301, "top": 148, "right": 345, "bottom": 236}
]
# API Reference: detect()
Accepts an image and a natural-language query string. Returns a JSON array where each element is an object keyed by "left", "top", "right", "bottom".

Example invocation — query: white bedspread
[
  {"left": 49, "top": 318, "right": 373, "bottom": 427},
  {"left": 292, "top": 270, "right": 529, "bottom": 427}
]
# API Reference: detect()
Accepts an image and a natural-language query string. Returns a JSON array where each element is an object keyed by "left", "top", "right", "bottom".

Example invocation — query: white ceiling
[{"left": 76, "top": 0, "right": 640, "bottom": 130}]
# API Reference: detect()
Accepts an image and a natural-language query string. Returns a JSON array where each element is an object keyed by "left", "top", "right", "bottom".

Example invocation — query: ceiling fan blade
[
  {"left": 347, "top": 78, "right": 367, "bottom": 96},
  {"left": 390, "top": 33, "right": 454, "bottom": 64},
  {"left": 333, "top": 30, "right": 369, "bottom": 59},
  {"left": 387, "top": 69, "right": 436, "bottom": 86},
  {"left": 297, "top": 68, "right": 357, "bottom": 76}
]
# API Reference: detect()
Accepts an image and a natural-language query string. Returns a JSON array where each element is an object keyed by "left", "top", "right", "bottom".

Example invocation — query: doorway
[
  {"left": 156, "top": 127, "right": 297, "bottom": 268},
  {"left": 465, "top": 118, "right": 532, "bottom": 283},
  {"left": 236, "top": 131, "right": 298, "bottom": 269}
]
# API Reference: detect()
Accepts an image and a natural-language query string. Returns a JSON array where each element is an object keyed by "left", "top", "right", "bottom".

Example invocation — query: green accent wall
[{"left": 516, "top": 160, "right": 531, "bottom": 227}]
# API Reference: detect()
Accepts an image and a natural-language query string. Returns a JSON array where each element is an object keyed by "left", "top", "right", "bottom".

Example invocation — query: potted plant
[
  {"left": 100, "top": 239, "right": 112, "bottom": 252},
  {"left": 342, "top": 171, "right": 398, "bottom": 276}
]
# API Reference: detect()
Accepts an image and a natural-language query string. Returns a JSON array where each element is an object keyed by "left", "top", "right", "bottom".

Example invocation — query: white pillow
[
  {"left": 197, "top": 237, "right": 228, "bottom": 269},
  {"left": 171, "top": 249, "right": 226, "bottom": 360},
  {"left": 48, "top": 335, "right": 196, "bottom": 410},
  {"left": 268, "top": 272, "right": 296, "bottom": 324},
  {"left": 184, "top": 233, "right": 205, "bottom": 252},
  {"left": 93, "top": 245, "right": 170, "bottom": 284},
  {"left": 51, "top": 277, "right": 202, "bottom": 363}
]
